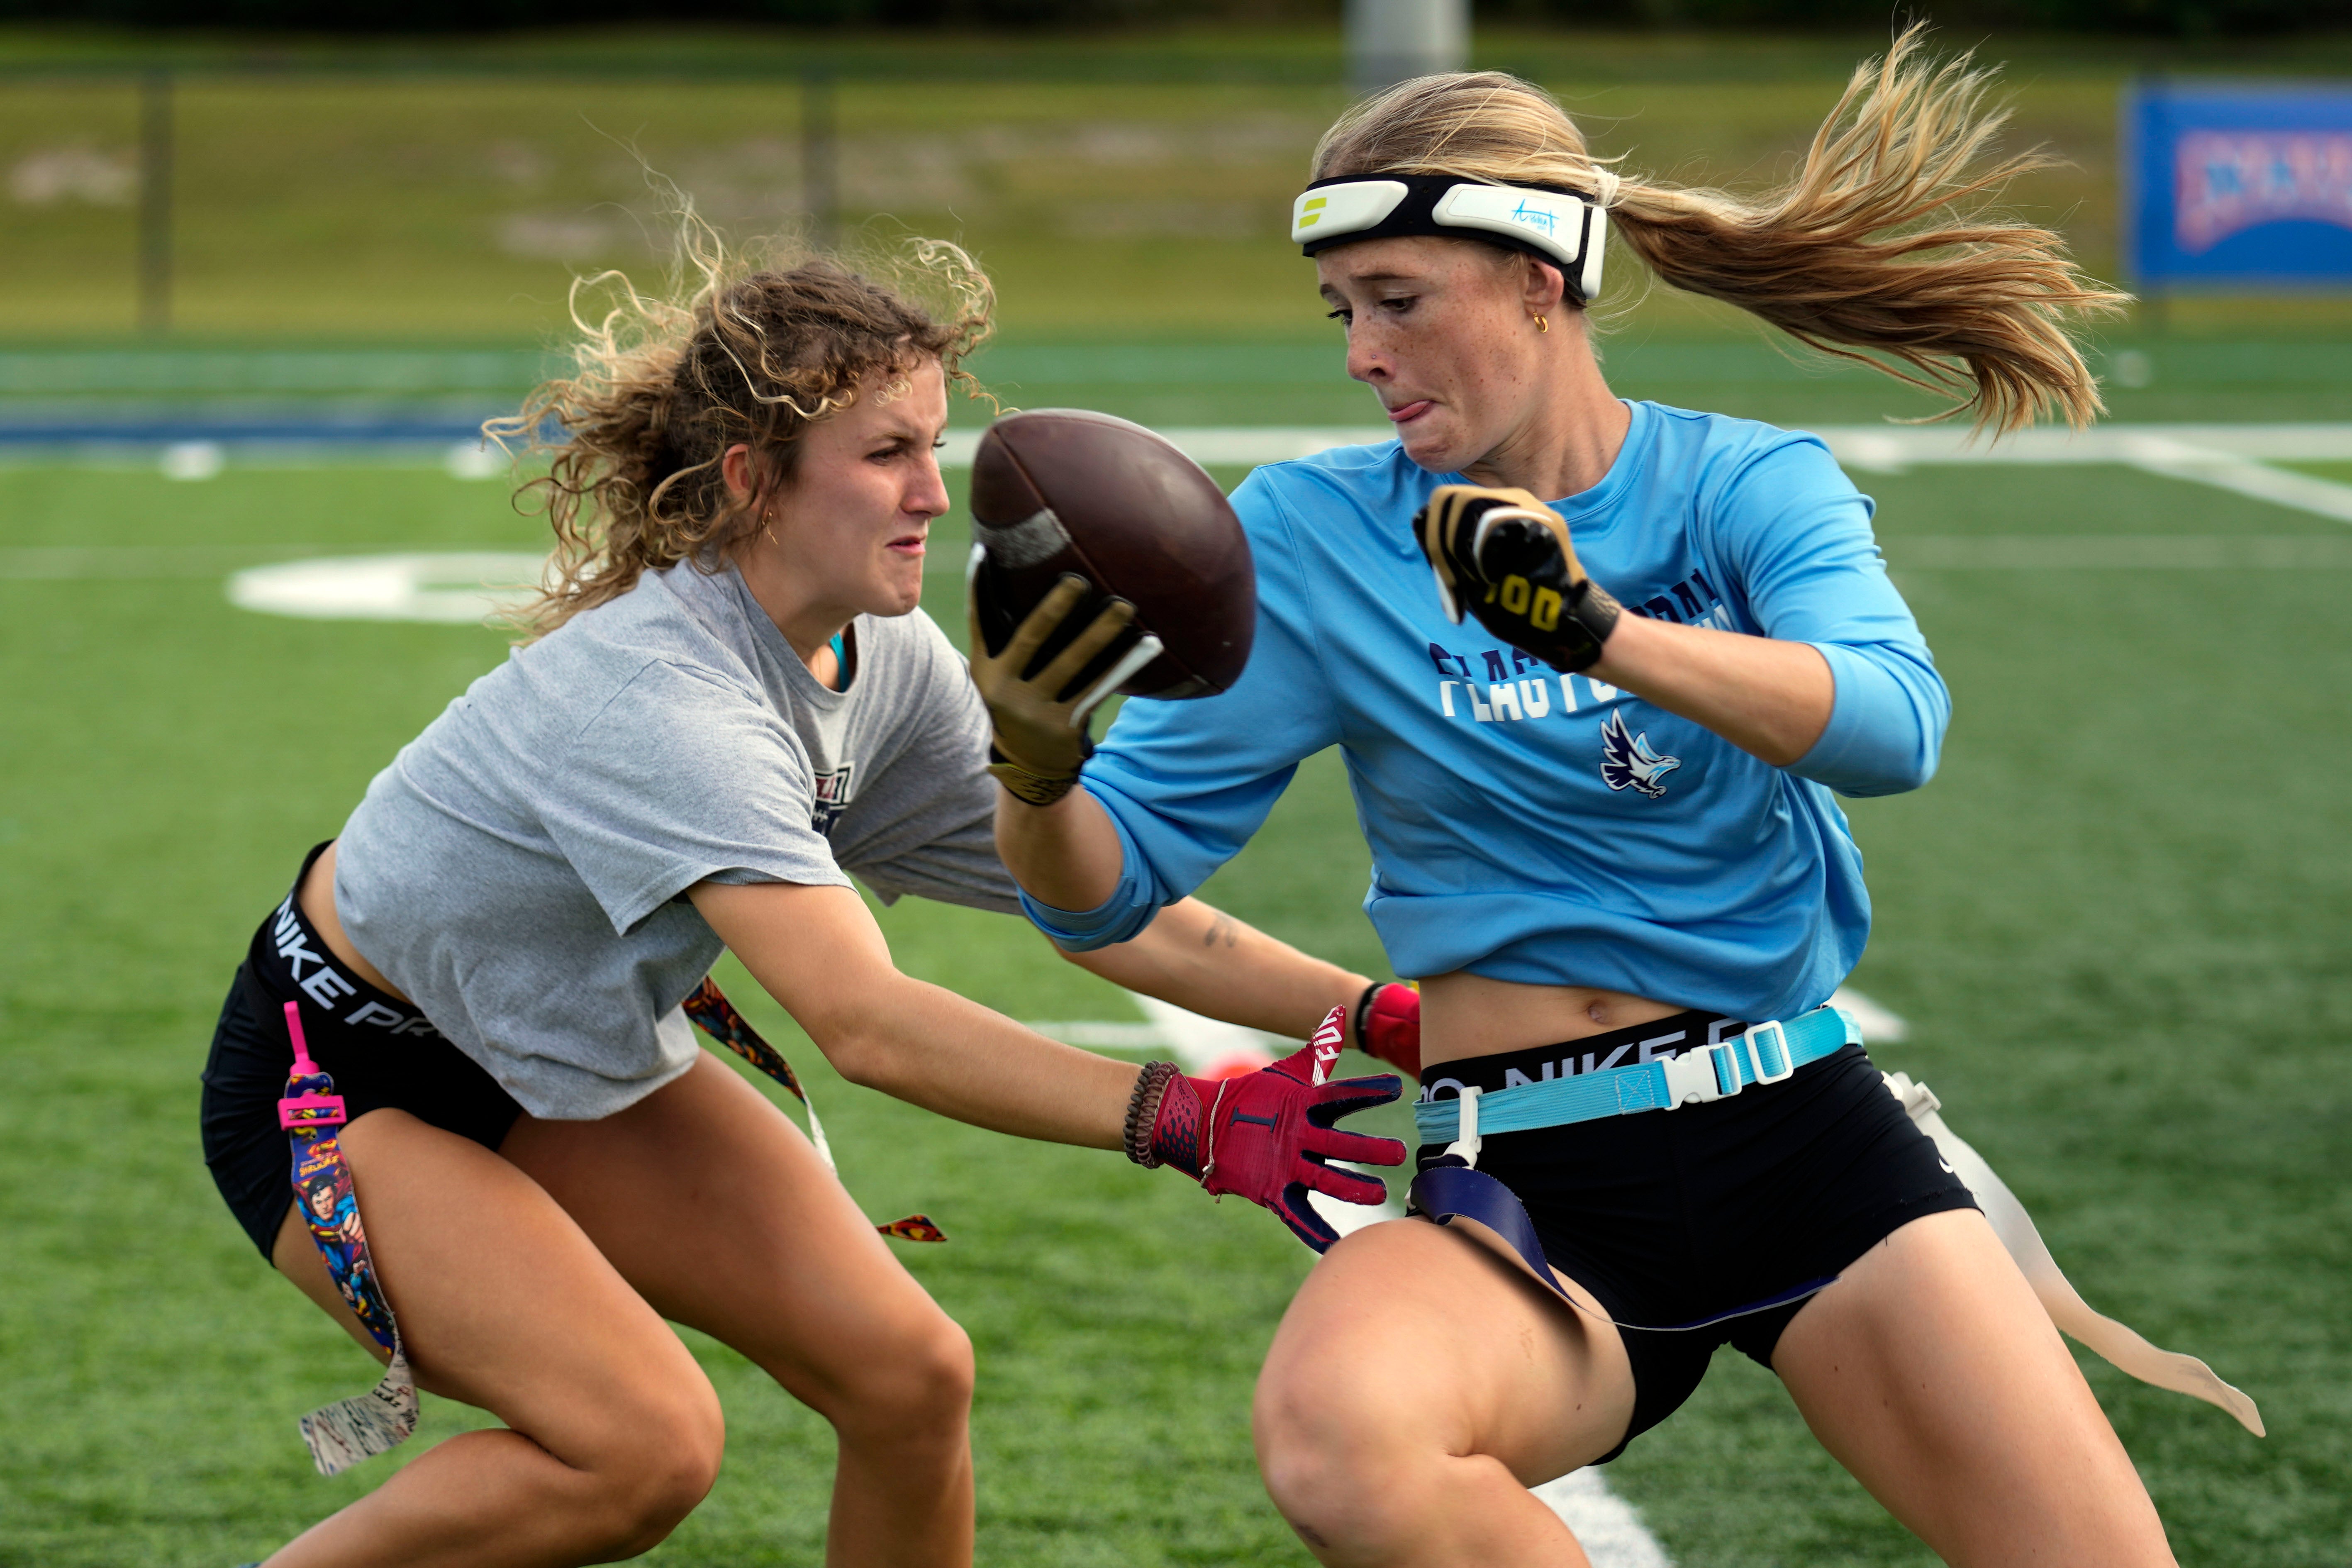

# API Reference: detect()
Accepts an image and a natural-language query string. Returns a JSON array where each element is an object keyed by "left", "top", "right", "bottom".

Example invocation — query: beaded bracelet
[{"left": 1123, "top": 1061, "right": 1179, "bottom": 1166}]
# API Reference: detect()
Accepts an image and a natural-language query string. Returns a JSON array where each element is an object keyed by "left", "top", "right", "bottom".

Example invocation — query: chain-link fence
[{"left": 0, "top": 37, "right": 2161, "bottom": 343}]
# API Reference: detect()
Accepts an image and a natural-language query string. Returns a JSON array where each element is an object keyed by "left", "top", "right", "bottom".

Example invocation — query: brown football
[{"left": 968, "top": 409, "right": 1255, "bottom": 701}]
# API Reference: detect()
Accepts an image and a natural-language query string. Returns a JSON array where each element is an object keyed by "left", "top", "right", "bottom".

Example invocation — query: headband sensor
[{"left": 1291, "top": 173, "right": 1607, "bottom": 305}]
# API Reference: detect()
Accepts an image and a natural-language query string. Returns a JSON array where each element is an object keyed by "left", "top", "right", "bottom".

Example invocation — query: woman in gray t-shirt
[{"left": 198, "top": 239, "right": 1421, "bottom": 1568}]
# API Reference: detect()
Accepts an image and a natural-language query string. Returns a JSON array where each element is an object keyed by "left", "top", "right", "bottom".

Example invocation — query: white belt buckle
[
  {"left": 1659, "top": 1045, "right": 1737, "bottom": 1108},
  {"left": 1440, "top": 1085, "right": 1483, "bottom": 1168},
  {"left": 1743, "top": 1019, "right": 1796, "bottom": 1085}
]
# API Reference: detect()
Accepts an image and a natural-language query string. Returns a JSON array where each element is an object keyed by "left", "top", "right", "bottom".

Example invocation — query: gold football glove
[
  {"left": 1414, "top": 485, "right": 1621, "bottom": 673},
  {"left": 965, "top": 574, "right": 1161, "bottom": 806}
]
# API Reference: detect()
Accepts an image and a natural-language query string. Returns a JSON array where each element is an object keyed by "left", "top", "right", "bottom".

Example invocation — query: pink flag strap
[
  {"left": 278, "top": 1092, "right": 347, "bottom": 1130},
  {"left": 278, "top": 1000, "right": 418, "bottom": 1474},
  {"left": 283, "top": 999, "right": 319, "bottom": 1073},
  {"left": 278, "top": 1010, "right": 349, "bottom": 1128},
  {"left": 269, "top": 975, "right": 948, "bottom": 1479}
]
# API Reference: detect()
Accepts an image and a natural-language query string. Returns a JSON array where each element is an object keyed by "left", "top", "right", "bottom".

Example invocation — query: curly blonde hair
[
  {"left": 1313, "top": 26, "right": 2128, "bottom": 433},
  {"left": 491, "top": 215, "right": 994, "bottom": 636}
]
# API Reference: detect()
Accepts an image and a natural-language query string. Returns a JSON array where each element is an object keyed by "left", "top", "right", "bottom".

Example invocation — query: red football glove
[
  {"left": 1150, "top": 1007, "right": 1406, "bottom": 1252},
  {"left": 1353, "top": 981, "right": 1421, "bottom": 1078}
]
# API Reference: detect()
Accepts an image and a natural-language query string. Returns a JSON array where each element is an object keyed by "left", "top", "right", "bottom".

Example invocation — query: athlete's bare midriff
[
  {"left": 297, "top": 841, "right": 411, "bottom": 1003},
  {"left": 1418, "top": 971, "right": 1691, "bottom": 1069}
]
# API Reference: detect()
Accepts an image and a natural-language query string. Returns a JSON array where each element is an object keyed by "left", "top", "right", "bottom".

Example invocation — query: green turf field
[
  {"left": 5, "top": 19, "right": 2352, "bottom": 1563},
  {"left": 2, "top": 395, "right": 2348, "bottom": 1563}
]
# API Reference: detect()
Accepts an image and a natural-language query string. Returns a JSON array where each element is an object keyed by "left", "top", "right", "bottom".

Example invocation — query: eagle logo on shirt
[{"left": 1599, "top": 710, "right": 1681, "bottom": 800}]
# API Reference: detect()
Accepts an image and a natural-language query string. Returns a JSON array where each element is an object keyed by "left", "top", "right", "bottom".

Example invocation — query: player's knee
[
  {"left": 1260, "top": 1439, "right": 1431, "bottom": 1562},
  {"left": 1255, "top": 1331, "right": 1402, "bottom": 1466},
  {"left": 1255, "top": 1375, "right": 1427, "bottom": 1558},
  {"left": 589, "top": 1384, "right": 725, "bottom": 1554},
  {"left": 830, "top": 1312, "right": 974, "bottom": 1451}
]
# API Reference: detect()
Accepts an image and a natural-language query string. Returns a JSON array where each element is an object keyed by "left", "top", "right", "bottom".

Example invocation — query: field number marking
[{"left": 225, "top": 553, "right": 546, "bottom": 623}]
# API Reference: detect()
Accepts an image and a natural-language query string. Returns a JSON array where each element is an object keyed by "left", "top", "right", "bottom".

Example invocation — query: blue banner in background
[{"left": 2126, "top": 81, "right": 2352, "bottom": 290}]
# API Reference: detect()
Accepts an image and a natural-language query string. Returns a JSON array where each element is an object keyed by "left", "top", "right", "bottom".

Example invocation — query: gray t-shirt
[{"left": 335, "top": 558, "right": 1018, "bottom": 1120}]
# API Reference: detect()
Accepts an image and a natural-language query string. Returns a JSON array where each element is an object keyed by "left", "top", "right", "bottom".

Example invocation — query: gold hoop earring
[{"left": 1533, "top": 313, "right": 1550, "bottom": 334}]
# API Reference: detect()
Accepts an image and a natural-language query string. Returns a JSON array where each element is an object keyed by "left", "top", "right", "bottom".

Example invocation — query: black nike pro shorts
[
  {"left": 200, "top": 843, "right": 523, "bottom": 1259},
  {"left": 1414, "top": 1009, "right": 1978, "bottom": 1463}
]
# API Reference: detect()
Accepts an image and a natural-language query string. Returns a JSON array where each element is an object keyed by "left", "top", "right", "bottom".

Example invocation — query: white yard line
[
  {"left": 1806, "top": 422, "right": 2352, "bottom": 469},
  {"left": 1035, "top": 423, "right": 2352, "bottom": 529},
  {"left": 24, "top": 422, "right": 2352, "bottom": 604},
  {"left": 1126, "top": 992, "right": 1286, "bottom": 1076},
  {"left": 1804, "top": 423, "right": 2352, "bottom": 526},
  {"left": 27, "top": 528, "right": 2343, "bottom": 594},
  {"left": 1889, "top": 534, "right": 2352, "bottom": 568},
  {"left": 1829, "top": 986, "right": 1909, "bottom": 1044},
  {"left": 936, "top": 427, "right": 1394, "bottom": 470},
  {"left": 1532, "top": 1470, "right": 1677, "bottom": 1568},
  {"left": 2126, "top": 446, "right": 2352, "bottom": 524},
  {"left": 15, "top": 418, "right": 2352, "bottom": 513}
]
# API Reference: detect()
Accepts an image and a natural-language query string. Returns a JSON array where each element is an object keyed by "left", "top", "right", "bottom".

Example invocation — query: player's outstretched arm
[
  {"left": 692, "top": 878, "right": 1404, "bottom": 1246},
  {"left": 695, "top": 878, "right": 1136, "bottom": 1146},
  {"left": 1060, "top": 898, "right": 1421, "bottom": 1074},
  {"left": 1063, "top": 897, "right": 1365, "bottom": 1036}
]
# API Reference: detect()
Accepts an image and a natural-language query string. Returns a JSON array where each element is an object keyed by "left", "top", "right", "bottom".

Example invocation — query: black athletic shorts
[
  {"left": 1414, "top": 1009, "right": 1977, "bottom": 1463},
  {"left": 200, "top": 842, "right": 523, "bottom": 1259}
]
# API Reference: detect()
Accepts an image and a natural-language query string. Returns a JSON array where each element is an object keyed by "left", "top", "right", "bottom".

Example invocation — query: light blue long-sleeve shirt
[{"left": 1021, "top": 400, "right": 1949, "bottom": 1022}]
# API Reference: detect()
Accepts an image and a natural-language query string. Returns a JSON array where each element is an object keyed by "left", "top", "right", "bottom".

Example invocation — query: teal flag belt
[{"left": 1412, "top": 1005, "right": 1860, "bottom": 1145}]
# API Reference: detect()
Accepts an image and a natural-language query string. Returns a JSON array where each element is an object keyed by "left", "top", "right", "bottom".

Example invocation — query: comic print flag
[
  {"left": 279, "top": 1001, "right": 420, "bottom": 1475},
  {"left": 2126, "top": 80, "right": 2352, "bottom": 289}
]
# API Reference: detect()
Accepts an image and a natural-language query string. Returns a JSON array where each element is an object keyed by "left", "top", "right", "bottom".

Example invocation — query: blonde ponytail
[{"left": 1311, "top": 27, "right": 2128, "bottom": 434}]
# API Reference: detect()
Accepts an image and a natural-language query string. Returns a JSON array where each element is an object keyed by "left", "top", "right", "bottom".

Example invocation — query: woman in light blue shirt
[{"left": 980, "top": 36, "right": 2181, "bottom": 1568}]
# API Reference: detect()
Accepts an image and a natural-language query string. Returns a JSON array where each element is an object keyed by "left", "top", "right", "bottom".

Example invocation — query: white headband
[{"left": 1291, "top": 173, "right": 1610, "bottom": 305}]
